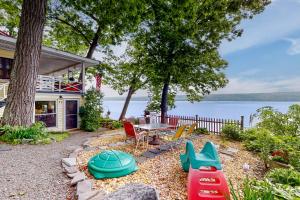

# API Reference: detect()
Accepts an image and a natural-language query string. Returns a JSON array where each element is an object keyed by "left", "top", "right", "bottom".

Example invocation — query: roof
[{"left": 0, "top": 34, "right": 99, "bottom": 75}]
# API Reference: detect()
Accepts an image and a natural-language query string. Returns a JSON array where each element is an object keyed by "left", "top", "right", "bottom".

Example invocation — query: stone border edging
[{"left": 61, "top": 129, "right": 160, "bottom": 200}]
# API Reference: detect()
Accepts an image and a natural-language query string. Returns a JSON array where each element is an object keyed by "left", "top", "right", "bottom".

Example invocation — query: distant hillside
[{"left": 104, "top": 92, "right": 300, "bottom": 102}]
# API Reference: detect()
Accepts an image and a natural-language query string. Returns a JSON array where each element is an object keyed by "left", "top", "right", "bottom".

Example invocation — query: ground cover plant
[
  {"left": 0, "top": 122, "right": 70, "bottom": 144},
  {"left": 0, "top": 122, "right": 48, "bottom": 144},
  {"left": 230, "top": 168, "right": 300, "bottom": 200},
  {"left": 48, "top": 131, "right": 70, "bottom": 142}
]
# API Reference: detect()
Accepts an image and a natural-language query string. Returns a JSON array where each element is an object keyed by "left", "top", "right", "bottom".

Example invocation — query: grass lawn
[{"left": 48, "top": 131, "right": 70, "bottom": 142}]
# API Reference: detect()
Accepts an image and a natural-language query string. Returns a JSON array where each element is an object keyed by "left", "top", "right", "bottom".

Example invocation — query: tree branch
[{"left": 50, "top": 16, "right": 91, "bottom": 46}]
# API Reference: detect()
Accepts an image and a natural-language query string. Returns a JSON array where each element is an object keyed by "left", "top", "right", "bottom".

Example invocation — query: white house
[{"left": 0, "top": 32, "right": 99, "bottom": 131}]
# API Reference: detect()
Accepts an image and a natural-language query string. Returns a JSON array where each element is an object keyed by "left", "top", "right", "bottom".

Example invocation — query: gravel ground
[{"left": 0, "top": 129, "right": 113, "bottom": 200}]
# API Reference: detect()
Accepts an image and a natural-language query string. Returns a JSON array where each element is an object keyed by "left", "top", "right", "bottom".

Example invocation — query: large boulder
[{"left": 102, "top": 183, "right": 159, "bottom": 200}]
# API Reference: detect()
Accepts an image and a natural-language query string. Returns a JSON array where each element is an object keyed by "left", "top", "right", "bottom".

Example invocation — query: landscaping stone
[
  {"left": 222, "top": 154, "right": 234, "bottom": 162},
  {"left": 21, "top": 139, "right": 33, "bottom": 144},
  {"left": 135, "top": 156, "right": 147, "bottom": 164},
  {"left": 64, "top": 166, "right": 78, "bottom": 174},
  {"left": 67, "top": 172, "right": 81, "bottom": 178},
  {"left": 102, "top": 183, "right": 159, "bottom": 200},
  {"left": 76, "top": 180, "right": 92, "bottom": 196},
  {"left": 98, "top": 146, "right": 108, "bottom": 150},
  {"left": 74, "top": 147, "right": 84, "bottom": 153},
  {"left": 142, "top": 151, "right": 157, "bottom": 158},
  {"left": 62, "top": 158, "right": 76, "bottom": 167},
  {"left": 66, "top": 145, "right": 82, "bottom": 151},
  {"left": 158, "top": 144, "right": 171, "bottom": 151},
  {"left": 226, "top": 147, "right": 239, "bottom": 154},
  {"left": 71, "top": 172, "right": 86, "bottom": 186},
  {"left": 78, "top": 190, "right": 100, "bottom": 200},
  {"left": 69, "top": 152, "right": 77, "bottom": 158},
  {"left": 83, "top": 140, "right": 91, "bottom": 148},
  {"left": 89, "top": 191, "right": 107, "bottom": 200},
  {"left": 149, "top": 149, "right": 162, "bottom": 154}
]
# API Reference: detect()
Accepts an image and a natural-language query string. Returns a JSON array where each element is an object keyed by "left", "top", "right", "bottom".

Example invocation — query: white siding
[{"left": 35, "top": 93, "right": 83, "bottom": 131}]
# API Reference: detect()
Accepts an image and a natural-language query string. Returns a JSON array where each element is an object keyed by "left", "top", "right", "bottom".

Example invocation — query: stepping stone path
[
  {"left": 142, "top": 151, "right": 157, "bottom": 158},
  {"left": 219, "top": 147, "right": 239, "bottom": 157},
  {"left": 71, "top": 172, "right": 86, "bottom": 186},
  {"left": 76, "top": 180, "right": 92, "bottom": 196},
  {"left": 62, "top": 158, "right": 77, "bottom": 167}
]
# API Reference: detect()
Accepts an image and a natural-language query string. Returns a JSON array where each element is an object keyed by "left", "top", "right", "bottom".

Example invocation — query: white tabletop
[{"left": 134, "top": 123, "right": 175, "bottom": 131}]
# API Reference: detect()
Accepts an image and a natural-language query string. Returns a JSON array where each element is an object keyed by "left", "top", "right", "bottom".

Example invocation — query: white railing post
[{"left": 81, "top": 62, "right": 85, "bottom": 93}]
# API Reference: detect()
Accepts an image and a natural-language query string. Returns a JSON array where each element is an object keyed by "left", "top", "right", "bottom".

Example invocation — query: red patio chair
[
  {"left": 123, "top": 121, "right": 148, "bottom": 151},
  {"left": 168, "top": 117, "right": 179, "bottom": 130}
]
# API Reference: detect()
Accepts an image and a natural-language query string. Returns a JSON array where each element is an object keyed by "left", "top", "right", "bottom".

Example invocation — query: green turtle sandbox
[{"left": 88, "top": 150, "right": 138, "bottom": 179}]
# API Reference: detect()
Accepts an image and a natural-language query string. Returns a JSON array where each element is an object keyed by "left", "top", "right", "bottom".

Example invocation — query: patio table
[{"left": 134, "top": 123, "right": 176, "bottom": 145}]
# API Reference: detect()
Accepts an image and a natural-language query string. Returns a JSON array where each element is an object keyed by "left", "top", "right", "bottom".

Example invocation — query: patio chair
[
  {"left": 123, "top": 121, "right": 148, "bottom": 151},
  {"left": 162, "top": 125, "right": 187, "bottom": 141},
  {"left": 168, "top": 117, "right": 179, "bottom": 130},
  {"left": 185, "top": 123, "right": 197, "bottom": 137}
]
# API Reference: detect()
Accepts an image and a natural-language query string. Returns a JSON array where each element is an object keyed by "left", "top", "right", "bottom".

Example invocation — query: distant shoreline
[{"left": 104, "top": 92, "right": 300, "bottom": 102}]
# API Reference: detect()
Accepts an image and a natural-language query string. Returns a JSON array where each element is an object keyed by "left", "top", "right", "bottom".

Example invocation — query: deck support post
[{"left": 81, "top": 62, "right": 85, "bottom": 93}]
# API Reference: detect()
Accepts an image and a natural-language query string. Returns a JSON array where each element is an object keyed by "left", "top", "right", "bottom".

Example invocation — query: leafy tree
[
  {"left": 102, "top": 43, "right": 148, "bottom": 120},
  {"left": 79, "top": 89, "right": 103, "bottom": 131},
  {"left": 133, "top": 0, "right": 270, "bottom": 122},
  {"left": 2, "top": 0, "right": 47, "bottom": 126},
  {"left": 48, "top": 0, "right": 146, "bottom": 58},
  {"left": 0, "top": 0, "right": 22, "bottom": 37}
]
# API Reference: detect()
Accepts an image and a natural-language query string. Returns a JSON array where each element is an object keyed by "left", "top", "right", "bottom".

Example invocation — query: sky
[{"left": 100, "top": 0, "right": 300, "bottom": 97}]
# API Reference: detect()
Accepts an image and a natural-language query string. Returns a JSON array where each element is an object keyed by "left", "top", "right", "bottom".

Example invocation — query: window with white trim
[{"left": 35, "top": 101, "right": 56, "bottom": 127}]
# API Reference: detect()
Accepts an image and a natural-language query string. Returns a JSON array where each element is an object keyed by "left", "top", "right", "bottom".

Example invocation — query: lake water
[{"left": 103, "top": 100, "right": 298, "bottom": 127}]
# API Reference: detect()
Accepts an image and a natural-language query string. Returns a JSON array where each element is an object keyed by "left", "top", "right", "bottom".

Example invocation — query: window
[
  {"left": 35, "top": 101, "right": 56, "bottom": 127},
  {"left": 0, "top": 57, "right": 12, "bottom": 79}
]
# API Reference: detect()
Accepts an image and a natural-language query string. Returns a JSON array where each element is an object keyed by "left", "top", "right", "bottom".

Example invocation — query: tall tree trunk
[
  {"left": 119, "top": 86, "right": 135, "bottom": 120},
  {"left": 2, "top": 0, "right": 47, "bottom": 126},
  {"left": 86, "top": 27, "right": 101, "bottom": 59},
  {"left": 160, "top": 81, "right": 170, "bottom": 123}
]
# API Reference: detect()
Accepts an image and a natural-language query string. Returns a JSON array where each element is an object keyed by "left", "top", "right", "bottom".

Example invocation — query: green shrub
[
  {"left": 221, "top": 124, "right": 241, "bottom": 140},
  {"left": 111, "top": 120, "right": 123, "bottom": 129},
  {"left": 230, "top": 177, "right": 300, "bottom": 200},
  {"left": 0, "top": 122, "right": 48, "bottom": 144},
  {"left": 255, "top": 105, "right": 300, "bottom": 137},
  {"left": 266, "top": 168, "right": 300, "bottom": 187},
  {"left": 194, "top": 127, "right": 209, "bottom": 135},
  {"left": 79, "top": 89, "right": 103, "bottom": 132}
]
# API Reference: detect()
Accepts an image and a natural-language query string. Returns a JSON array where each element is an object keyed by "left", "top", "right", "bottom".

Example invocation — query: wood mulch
[{"left": 76, "top": 134, "right": 265, "bottom": 200}]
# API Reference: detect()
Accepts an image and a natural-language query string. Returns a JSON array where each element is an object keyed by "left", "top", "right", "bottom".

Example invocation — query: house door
[{"left": 65, "top": 100, "right": 79, "bottom": 129}]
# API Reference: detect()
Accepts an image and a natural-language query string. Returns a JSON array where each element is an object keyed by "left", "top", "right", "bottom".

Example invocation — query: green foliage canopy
[{"left": 131, "top": 0, "right": 270, "bottom": 113}]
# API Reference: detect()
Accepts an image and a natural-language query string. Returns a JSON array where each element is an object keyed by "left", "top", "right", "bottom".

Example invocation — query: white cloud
[
  {"left": 220, "top": 0, "right": 300, "bottom": 55},
  {"left": 215, "top": 77, "right": 300, "bottom": 94},
  {"left": 285, "top": 38, "right": 300, "bottom": 55}
]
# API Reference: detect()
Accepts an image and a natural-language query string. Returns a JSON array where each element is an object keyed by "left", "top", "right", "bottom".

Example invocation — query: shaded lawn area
[{"left": 76, "top": 134, "right": 264, "bottom": 200}]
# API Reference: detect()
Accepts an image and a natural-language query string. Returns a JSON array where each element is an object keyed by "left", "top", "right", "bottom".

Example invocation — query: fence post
[
  {"left": 240, "top": 116, "right": 244, "bottom": 130},
  {"left": 195, "top": 115, "right": 198, "bottom": 128}
]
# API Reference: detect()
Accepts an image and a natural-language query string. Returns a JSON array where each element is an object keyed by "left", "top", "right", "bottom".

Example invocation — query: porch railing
[
  {"left": 154, "top": 114, "right": 244, "bottom": 135},
  {"left": 36, "top": 75, "right": 83, "bottom": 93}
]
